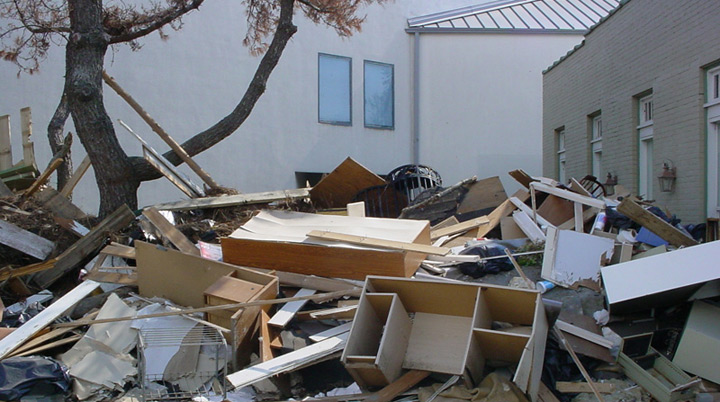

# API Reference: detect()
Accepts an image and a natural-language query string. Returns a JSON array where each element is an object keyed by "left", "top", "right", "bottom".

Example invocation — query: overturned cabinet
[{"left": 341, "top": 277, "right": 547, "bottom": 401}]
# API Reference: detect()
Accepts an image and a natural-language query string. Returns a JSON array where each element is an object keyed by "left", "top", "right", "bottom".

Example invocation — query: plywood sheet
[
  {"left": 501, "top": 216, "right": 525, "bottom": 240},
  {"left": 403, "top": 312, "right": 472, "bottom": 374},
  {"left": 457, "top": 176, "right": 508, "bottom": 214},
  {"left": 537, "top": 195, "right": 574, "bottom": 226},
  {"left": 601, "top": 241, "right": 720, "bottom": 313},
  {"left": 310, "top": 158, "right": 386, "bottom": 209}
]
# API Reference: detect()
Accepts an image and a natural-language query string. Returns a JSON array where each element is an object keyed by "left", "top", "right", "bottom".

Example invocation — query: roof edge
[{"left": 407, "top": 0, "right": 535, "bottom": 28}]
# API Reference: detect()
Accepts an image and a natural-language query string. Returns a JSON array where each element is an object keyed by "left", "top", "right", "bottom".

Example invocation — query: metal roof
[{"left": 407, "top": 0, "right": 621, "bottom": 33}]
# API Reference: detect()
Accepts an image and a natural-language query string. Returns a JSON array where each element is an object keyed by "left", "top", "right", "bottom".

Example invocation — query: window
[
  {"left": 318, "top": 53, "right": 351, "bottom": 125},
  {"left": 590, "top": 114, "right": 602, "bottom": 178},
  {"left": 364, "top": 61, "right": 394, "bottom": 129},
  {"left": 557, "top": 128, "right": 566, "bottom": 184},
  {"left": 638, "top": 94, "right": 654, "bottom": 199},
  {"left": 708, "top": 66, "right": 720, "bottom": 103}
]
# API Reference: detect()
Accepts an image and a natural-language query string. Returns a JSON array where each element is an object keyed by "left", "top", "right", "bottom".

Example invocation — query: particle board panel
[
  {"left": 367, "top": 278, "right": 479, "bottom": 317},
  {"left": 268, "top": 288, "right": 316, "bottom": 328},
  {"left": 501, "top": 216, "right": 526, "bottom": 240},
  {"left": 673, "top": 301, "right": 720, "bottom": 383},
  {"left": 456, "top": 176, "right": 508, "bottom": 214},
  {"left": 310, "top": 157, "right": 386, "bottom": 209},
  {"left": 375, "top": 295, "right": 412, "bottom": 384},
  {"left": 472, "top": 328, "right": 530, "bottom": 362},
  {"left": 601, "top": 240, "right": 720, "bottom": 313},
  {"left": 536, "top": 195, "right": 574, "bottom": 226},
  {"left": 137, "top": 241, "right": 277, "bottom": 308},
  {"left": 477, "top": 189, "right": 530, "bottom": 238},
  {"left": 403, "top": 312, "right": 472, "bottom": 374}
]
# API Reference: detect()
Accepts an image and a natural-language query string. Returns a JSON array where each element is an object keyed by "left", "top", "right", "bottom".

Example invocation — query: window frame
[
  {"left": 707, "top": 66, "right": 720, "bottom": 106},
  {"left": 318, "top": 53, "right": 352, "bottom": 126},
  {"left": 556, "top": 127, "right": 566, "bottom": 184},
  {"left": 637, "top": 92, "right": 654, "bottom": 199},
  {"left": 363, "top": 60, "right": 395, "bottom": 130}
]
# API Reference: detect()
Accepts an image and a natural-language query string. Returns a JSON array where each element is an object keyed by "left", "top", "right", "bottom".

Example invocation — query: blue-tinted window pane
[
  {"left": 318, "top": 54, "right": 351, "bottom": 124},
  {"left": 364, "top": 61, "right": 394, "bottom": 129}
]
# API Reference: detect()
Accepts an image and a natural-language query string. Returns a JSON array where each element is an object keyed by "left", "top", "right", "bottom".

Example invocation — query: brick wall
[{"left": 542, "top": 0, "right": 720, "bottom": 223}]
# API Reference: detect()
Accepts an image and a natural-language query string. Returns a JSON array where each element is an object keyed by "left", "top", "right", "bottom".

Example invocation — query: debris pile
[{"left": 0, "top": 152, "right": 719, "bottom": 402}]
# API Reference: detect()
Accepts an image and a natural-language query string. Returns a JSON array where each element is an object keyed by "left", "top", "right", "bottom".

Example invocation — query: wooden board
[
  {"left": 142, "top": 207, "right": 200, "bottom": 255},
  {"left": 33, "top": 187, "right": 88, "bottom": 221},
  {"left": 0, "top": 280, "right": 100, "bottom": 359},
  {"left": 536, "top": 195, "right": 575, "bottom": 226},
  {"left": 531, "top": 182, "right": 605, "bottom": 209},
  {"left": 0, "top": 219, "right": 55, "bottom": 259},
  {"left": 403, "top": 312, "right": 472, "bottom": 374},
  {"left": 32, "top": 204, "right": 135, "bottom": 288},
  {"left": 136, "top": 240, "right": 277, "bottom": 308},
  {"left": 227, "top": 332, "right": 348, "bottom": 389},
  {"left": 310, "top": 157, "right": 386, "bottom": 209},
  {"left": 556, "top": 381, "right": 615, "bottom": 394},
  {"left": 456, "top": 176, "right": 508, "bottom": 214},
  {"left": 364, "top": 370, "right": 430, "bottom": 402},
  {"left": 500, "top": 216, "right": 525, "bottom": 240},
  {"left": 617, "top": 199, "right": 698, "bottom": 248},
  {"left": 430, "top": 216, "right": 490, "bottom": 239},
  {"left": 473, "top": 328, "right": 530, "bottom": 362},
  {"left": 477, "top": 189, "right": 530, "bottom": 238},
  {"left": 151, "top": 188, "right": 310, "bottom": 211},
  {"left": 249, "top": 268, "right": 362, "bottom": 297},
  {"left": 0, "top": 115, "right": 11, "bottom": 170},
  {"left": 307, "top": 230, "right": 449, "bottom": 256},
  {"left": 601, "top": 240, "right": 720, "bottom": 313},
  {"left": 541, "top": 227, "right": 614, "bottom": 289},
  {"left": 60, "top": 155, "right": 92, "bottom": 198},
  {"left": 259, "top": 309, "right": 274, "bottom": 362},
  {"left": 268, "top": 288, "right": 316, "bottom": 328},
  {"left": 508, "top": 169, "right": 535, "bottom": 189},
  {"left": 512, "top": 210, "right": 545, "bottom": 243},
  {"left": 20, "top": 107, "right": 34, "bottom": 168},
  {"left": 673, "top": 301, "right": 720, "bottom": 383}
]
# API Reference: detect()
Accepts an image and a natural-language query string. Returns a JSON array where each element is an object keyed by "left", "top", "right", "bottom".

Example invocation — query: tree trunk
[
  {"left": 47, "top": 91, "right": 73, "bottom": 192},
  {"left": 131, "top": 0, "right": 298, "bottom": 181},
  {"left": 66, "top": 0, "right": 138, "bottom": 217}
]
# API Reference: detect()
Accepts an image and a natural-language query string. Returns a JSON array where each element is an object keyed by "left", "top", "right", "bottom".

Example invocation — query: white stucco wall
[
  {"left": 416, "top": 33, "right": 583, "bottom": 193},
  {"left": 1, "top": 0, "right": 487, "bottom": 213}
]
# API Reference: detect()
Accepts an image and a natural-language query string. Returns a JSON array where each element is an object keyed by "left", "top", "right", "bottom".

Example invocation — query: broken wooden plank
[
  {"left": 152, "top": 187, "right": 310, "bottom": 211},
  {"left": 227, "top": 332, "right": 349, "bottom": 389},
  {"left": 34, "top": 187, "right": 88, "bottom": 221},
  {"left": 142, "top": 207, "right": 199, "bottom": 255},
  {"left": 118, "top": 119, "right": 203, "bottom": 197},
  {"left": 310, "top": 157, "right": 386, "bottom": 209},
  {"left": 0, "top": 115, "right": 11, "bottom": 170},
  {"left": 510, "top": 196, "right": 554, "bottom": 229},
  {"left": 553, "top": 326, "right": 605, "bottom": 402},
  {"left": 308, "top": 230, "right": 449, "bottom": 256},
  {"left": 364, "top": 370, "right": 430, "bottom": 402},
  {"left": 530, "top": 182, "right": 606, "bottom": 209},
  {"left": 268, "top": 288, "right": 316, "bottom": 328},
  {"left": 477, "top": 189, "right": 530, "bottom": 238},
  {"left": 456, "top": 176, "right": 508, "bottom": 214},
  {"left": 54, "top": 216, "right": 89, "bottom": 237},
  {"left": 509, "top": 169, "right": 535, "bottom": 189},
  {"left": 538, "top": 381, "right": 562, "bottom": 402},
  {"left": 84, "top": 271, "right": 137, "bottom": 286},
  {"left": 13, "top": 334, "right": 82, "bottom": 358},
  {"left": 616, "top": 199, "right": 698, "bottom": 248},
  {"left": 6, "top": 326, "right": 75, "bottom": 357},
  {"left": 504, "top": 248, "right": 534, "bottom": 288},
  {"left": 249, "top": 269, "right": 362, "bottom": 297},
  {"left": 309, "top": 305, "right": 357, "bottom": 320},
  {"left": 101, "top": 243, "right": 135, "bottom": 259},
  {"left": 309, "top": 322, "right": 354, "bottom": 343},
  {"left": 558, "top": 207, "right": 598, "bottom": 231},
  {"left": 104, "top": 72, "right": 220, "bottom": 189},
  {"left": 32, "top": 204, "right": 136, "bottom": 289},
  {"left": 0, "top": 258, "right": 58, "bottom": 282},
  {"left": 59, "top": 155, "right": 91, "bottom": 198},
  {"left": 555, "top": 320, "right": 613, "bottom": 349},
  {"left": 0, "top": 280, "right": 101, "bottom": 359},
  {"left": 556, "top": 381, "right": 615, "bottom": 394},
  {"left": 23, "top": 157, "right": 62, "bottom": 198},
  {"left": 512, "top": 210, "right": 546, "bottom": 243},
  {"left": 0, "top": 177, "right": 12, "bottom": 196},
  {"left": 259, "top": 309, "right": 274, "bottom": 362},
  {"left": 20, "top": 107, "right": 34, "bottom": 168},
  {"left": 430, "top": 216, "right": 489, "bottom": 239},
  {"left": 0, "top": 219, "right": 55, "bottom": 259}
]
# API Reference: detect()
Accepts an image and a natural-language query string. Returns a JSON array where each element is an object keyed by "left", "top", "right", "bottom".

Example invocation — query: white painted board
[
  {"left": 673, "top": 301, "right": 720, "bottom": 383},
  {"left": 542, "top": 227, "right": 614, "bottom": 288},
  {"left": 268, "top": 288, "right": 316, "bottom": 328}
]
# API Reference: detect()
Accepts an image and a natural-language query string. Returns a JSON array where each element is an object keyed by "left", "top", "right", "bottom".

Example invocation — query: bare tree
[{"left": 1, "top": 0, "right": 388, "bottom": 216}]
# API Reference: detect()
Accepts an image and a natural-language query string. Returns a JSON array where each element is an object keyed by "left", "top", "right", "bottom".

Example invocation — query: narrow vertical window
[
  {"left": 557, "top": 127, "right": 566, "bottom": 184},
  {"left": 638, "top": 94, "right": 654, "bottom": 198},
  {"left": 709, "top": 66, "right": 720, "bottom": 102},
  {"left": 318, "top": 53, "right": 351, "bottom": 125},
  {"left": 590, "top": 114, "right": 602, "bottom": 178},
  {"left": 364, "top": 61, "right": 394, "bottom": 129}
]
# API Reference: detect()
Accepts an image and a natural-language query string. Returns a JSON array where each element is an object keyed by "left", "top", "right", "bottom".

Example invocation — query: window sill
[
  {"left": 704, "top": 98, "right": 720, "bottom": 108},
  {"left": 636, "top": 121, "right": 653, "bottom": 130}
]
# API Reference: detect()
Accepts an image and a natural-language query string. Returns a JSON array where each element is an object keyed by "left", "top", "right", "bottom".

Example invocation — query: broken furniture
[
  {"left": 618, "top": 348, "right": 698, "bottom": 402},
  {"left": 221, "top": 210, "right": 431, "bottom": 280},
  {"left": 601, "top": 240, "right": 719, "bottom": 313},
  {"left": 341, "top": 276, "right": 547, "bottom": 401},
  {"left": 541, "top": 227, "right": 614, "bottom": 290},
  {"left": 672, "top": 300, "right": 720, "bottom": 384}
]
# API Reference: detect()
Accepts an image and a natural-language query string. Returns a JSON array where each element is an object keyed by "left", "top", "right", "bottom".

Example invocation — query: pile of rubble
[{"left": 0, "top": 156, "right": 718, "bottom": 402}]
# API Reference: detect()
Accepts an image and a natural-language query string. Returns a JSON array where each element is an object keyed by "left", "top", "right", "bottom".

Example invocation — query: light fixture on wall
[
  {"left": 604, "top": 172, "right": 618, "bottom": 196},
  {"left": 658, "top": 160, "right": 677, "bottom": 193}
]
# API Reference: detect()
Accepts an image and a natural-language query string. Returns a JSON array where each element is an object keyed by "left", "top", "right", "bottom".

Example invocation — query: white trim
[
  {"left": 636, "top": 121, "right": 653, "bottom": 130},
  {"left": 704, "top": 99, "right": 720, "bottom": 109}
]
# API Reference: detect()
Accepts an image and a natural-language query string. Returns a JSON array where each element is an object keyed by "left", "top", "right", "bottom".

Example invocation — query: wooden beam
[
  {"left": 0, "top": 280, "right": 101, "bottom": 359},
  {"left": 32, "top": 204, "right": 136, "bottom": 288},
  {"left": 103, "top": 72, "right": 220, "bottom": 189},
  {"left": 0, "top": 259, "right": 58, "bottom": 282},
  {"left": 23, "top": 158, "right": 62, "bottom": 198},
  {"left": 477, "top": 189, "right": 530, "bottom": 238},
  {"left": 151, "top": 187, "right": 310, "bottom": 211},
  {"left": 227, "top": 332, "right": 349, "bottom": 389},
  {"left": 59, "top": 155, "right": 91, "bottom": 198},
  {"left": 555, "top": 320, "right": 613, "bottom": 349},
  {"left": 54, "top": 289, "right": 357, "bottom": 328},
  {"left": 307, "top": 230, "right": 449, "bottom": 256},
  {"left": 101, "top": 243, "right": 136, "bottom": 259},
  {"left": 504, "top": 248, "right": 534, "bottom": 288},
  {"left": 142, "top": 207, "right": 199, "bottom": 255},
  {"left": 0, "top": 115, "right": 11, "bottom": 170},
  {"left": 364, "top": 370, "right": 430, "bottom": 402},
  {"left": 556, "top": 381, "right": 615, "bottom": 394},
  {"left": 430, "top": 216, "right": 490, "bottom": 240},
  {"left": 0, "top": 219, "right": 55, "bottom": 260},
  {"left": 20, "top": 107, "right": 34, "bottom": 168},
  {"left": 616, "top": 199, "right": 698, "bottom": 248}
]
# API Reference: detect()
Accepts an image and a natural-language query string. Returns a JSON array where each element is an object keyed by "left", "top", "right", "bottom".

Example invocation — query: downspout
[{"left": 412, "top": 31, "right": 420, "bottom": 164}]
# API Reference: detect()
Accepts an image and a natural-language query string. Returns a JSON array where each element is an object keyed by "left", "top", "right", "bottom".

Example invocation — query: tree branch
[
  {"left": 130, "top": 0, "right": 298, "bottom": 181},
  {"left": 108, "top": 0, "right": 204, "bottom": 44}
]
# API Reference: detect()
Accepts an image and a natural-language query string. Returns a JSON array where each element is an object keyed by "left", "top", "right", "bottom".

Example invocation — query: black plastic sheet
[{"left": 0, "top": 356, "right": 71, "bottom": 400}]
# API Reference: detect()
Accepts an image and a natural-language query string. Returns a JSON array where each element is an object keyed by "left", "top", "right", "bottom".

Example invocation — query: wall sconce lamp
[
  {"left": 658, "top": 161, "right": 677, "bottom": 193},
  {"left": 604, "top": 172, "right": 618, "bottom": 196}
]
